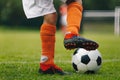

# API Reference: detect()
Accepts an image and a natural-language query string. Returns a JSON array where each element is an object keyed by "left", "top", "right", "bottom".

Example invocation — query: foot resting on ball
[{"left": 64, "top": 32, "right": 99, "bottom": 50}]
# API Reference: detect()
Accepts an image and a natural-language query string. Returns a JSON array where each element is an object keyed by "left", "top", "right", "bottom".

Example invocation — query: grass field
[{"left": 0, "top": 23, "right": 120, "bottom": 80}]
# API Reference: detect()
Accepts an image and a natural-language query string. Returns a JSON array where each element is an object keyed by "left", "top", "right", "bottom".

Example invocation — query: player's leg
[
  {"left": 22, "top": 0, "right": 66, "bottom": 75},
  {"left": 64, "top": 0, "right": 99, "bottom": 50},
  {"left": 39, "top": 12, "right": 66, "bottom": 75}
]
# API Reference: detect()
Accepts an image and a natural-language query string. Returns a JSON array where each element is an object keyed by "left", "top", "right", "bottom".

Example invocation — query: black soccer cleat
[
  {"left": 64, "top": 36, "right": 99, "bottom": 50},
  {"left": 39, "top": 67, "right": 68, "bottom": 75}
]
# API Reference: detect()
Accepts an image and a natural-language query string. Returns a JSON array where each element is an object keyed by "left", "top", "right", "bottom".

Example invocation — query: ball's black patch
[
  {"left": 81, "top": 55, "right": 90, "bottom": 65},
  {"left": 85, "top": 70, "right": 95, "bottom": 74},
  {"left": 72, "top": 63, "right": 78, "bottom": 71},
  {"left": 96, "top": 56, "right": 102, "bottom": 66},
  {"left": 73, "top": 48, "right": 79, "bottom": 55}
]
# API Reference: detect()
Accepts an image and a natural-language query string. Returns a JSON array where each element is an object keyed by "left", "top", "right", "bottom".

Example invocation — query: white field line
[{"left": 0, "top": 59, "right": 120, "bottom": 64}]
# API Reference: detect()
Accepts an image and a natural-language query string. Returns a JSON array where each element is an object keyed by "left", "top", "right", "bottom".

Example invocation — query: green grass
[{"left": 0, "top": 23, "right": 120, "bottom": 80}]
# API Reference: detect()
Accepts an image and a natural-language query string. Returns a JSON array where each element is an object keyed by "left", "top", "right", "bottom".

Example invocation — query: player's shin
[
  {"left": 66, "top": 2, "right": 83, "bottom": 35},
  {"left": 40, "top": 23, "right": 56, "bottom": 71}
]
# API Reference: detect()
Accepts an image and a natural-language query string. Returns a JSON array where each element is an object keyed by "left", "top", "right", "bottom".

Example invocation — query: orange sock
[
  {"left": 66, "top": 2, "right": 83, "bottom": 35},
  {"left": 40, "top": 23, "right": 56, "bottom": 71}
]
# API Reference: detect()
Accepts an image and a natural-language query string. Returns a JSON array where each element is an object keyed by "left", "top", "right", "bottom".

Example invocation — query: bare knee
[
  {"left": 75, "top": 0, "right": 82, "bottom": 4},
  {"left": 44, "top": 12, "right": 57, "bottom": 25},
  {"left": 66, "top": 0, "right": 82, "bottom": 5}
]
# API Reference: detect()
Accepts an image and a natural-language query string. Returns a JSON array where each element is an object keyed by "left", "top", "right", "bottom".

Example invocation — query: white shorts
[
  {"left": 22, "top": 0, "right": 56, "bottom": 18},
  {"left": 22, "top": 0, "right": 82, "bottom": 19}
]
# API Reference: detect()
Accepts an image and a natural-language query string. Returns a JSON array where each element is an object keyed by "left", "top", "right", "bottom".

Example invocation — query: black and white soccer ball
[{"left": 72, "top": 48, "right": 102, "bottom": 73}]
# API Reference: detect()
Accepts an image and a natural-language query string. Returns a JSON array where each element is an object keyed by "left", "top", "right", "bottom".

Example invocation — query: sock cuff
[
  {"left": 68, "top": 2, "right": 83, "bottom": 12},
  {"left": 40, "top": 23, "right": 56, "bottom": 36}
]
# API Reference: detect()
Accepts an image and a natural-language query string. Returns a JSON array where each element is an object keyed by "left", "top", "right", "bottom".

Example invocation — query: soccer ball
[{"left": 72, "top": 48, "right": 102, "bottom": 73}]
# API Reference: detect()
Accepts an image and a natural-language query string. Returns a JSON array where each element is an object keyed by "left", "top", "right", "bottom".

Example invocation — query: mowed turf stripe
[{"left": 0, "top": 59, "right": 120, "bottom": 64}]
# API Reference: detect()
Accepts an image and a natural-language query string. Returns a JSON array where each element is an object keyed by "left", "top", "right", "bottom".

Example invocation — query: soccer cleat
[
  {"left": 64, "top": 33, "right": 99, "bottom": 50},
  {"left": 39, "top": 64, "right": 68, "bottom": 75}
]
